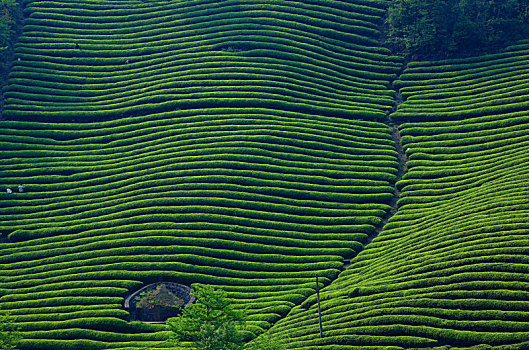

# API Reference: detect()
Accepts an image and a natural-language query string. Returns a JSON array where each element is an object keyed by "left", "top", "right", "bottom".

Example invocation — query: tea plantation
[
  {"left": 266, "top": 43, "right": 529, "bottom": 349},
  {"left": 0, "top": 0, "right": 528, "bottom": 349}
]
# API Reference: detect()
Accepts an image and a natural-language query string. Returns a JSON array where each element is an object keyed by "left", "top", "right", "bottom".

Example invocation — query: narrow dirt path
[
  {"left": 342, "top": 122, "right": 408, "bottom": 270},
  {"left": 342, "top": 77, "right": 409, "bottom": 270},
  {"left": 375, "top": 123, "right": 407, "bottom": 234}
]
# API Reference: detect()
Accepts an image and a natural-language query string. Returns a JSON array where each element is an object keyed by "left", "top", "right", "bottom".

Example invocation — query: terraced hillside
[
  {"left": 266, "top": 43, "right": 529, "bottom": 348},
  {"left": 0, "top": 0, "right": 402, "bottom": 349}
]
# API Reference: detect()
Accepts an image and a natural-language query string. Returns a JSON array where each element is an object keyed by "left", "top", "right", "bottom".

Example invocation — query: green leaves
[
  {"left": 0, "top": 313, "right": 20, "bottom": 350},
  {"left": 0, "top": 0, "right": 18, "bottom": 59},
  {"left": 167, "top": 285, "right": 246, "bottom": 350},
  {"left": 386, "top": 0, "right": 529, "bottom": 60}
]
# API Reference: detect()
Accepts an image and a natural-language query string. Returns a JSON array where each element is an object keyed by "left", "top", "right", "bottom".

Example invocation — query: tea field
[
  {"left": 0, "top": 0, "right": 405, "bottom": 349},
  {"left": 265, "top": 43, "right": 529, "bottom": 349},
  {"left": 1, "top": 0, "right": 529, "bottom": 349}
]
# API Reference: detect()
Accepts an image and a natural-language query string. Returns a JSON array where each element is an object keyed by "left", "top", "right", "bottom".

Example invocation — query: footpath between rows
[{"left": 342, "top": 75, "right": 409, "bottom": 270}]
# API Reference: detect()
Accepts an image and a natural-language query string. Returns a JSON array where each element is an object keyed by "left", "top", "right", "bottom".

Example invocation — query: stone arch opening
[{"left": 124, "top": 282, "right": 195, "bottom": 322}]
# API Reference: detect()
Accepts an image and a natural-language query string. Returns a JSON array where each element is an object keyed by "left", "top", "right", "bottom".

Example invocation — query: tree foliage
[
  {"left": 386, "top": 0, "right": 529, "bottom": 60},
  {"left": 0, "top": 0, "right": 18, "bottom": 58},
  {"left": 167, "top": 285, "right": 246, "bottom": 350},
  {"left": 0, "top": 313, "right": 20, "bottom": 350}
]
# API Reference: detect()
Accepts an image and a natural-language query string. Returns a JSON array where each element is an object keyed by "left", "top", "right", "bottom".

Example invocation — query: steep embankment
[
  {"left": 264, "top": 42, "right": 529, "bottom": 349},
  {"left": 0, "top": 0, "right": 402, "bottom": 349}
]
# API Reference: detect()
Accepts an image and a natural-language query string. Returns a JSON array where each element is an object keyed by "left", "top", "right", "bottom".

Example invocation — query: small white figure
[
  {"left": 6, "top": 188, "right": 12, "bottom": 194},
  {"left": 18, "top": 185, "right": 24, "bottom": 193}
]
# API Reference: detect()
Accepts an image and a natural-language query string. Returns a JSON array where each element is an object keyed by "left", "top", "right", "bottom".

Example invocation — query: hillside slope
[
  {"left": 265, "top": 42, "right": 529, "bottom": 349},
  {"left": 0, "top": 0, "right": 402, "bottom": 349}
]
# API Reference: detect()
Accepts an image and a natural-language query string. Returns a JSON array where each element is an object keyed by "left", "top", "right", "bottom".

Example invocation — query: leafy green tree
[
  {"left": 386, "top": 0, "right": 529, "bottom": 60},
  {"left": 453, "top": 0, "right": 529, "bottom": 54},
  {"left": 0, "top": 312, "right": 20, "bottom": 350},
  {"left": 386, "top": 0, "right": 458, "bottom": 59},
  {"left": 0, "top": 0, "right": 18, "bottom": 57},
  {"left": 167, "top": 285, "right": 246, "bottom": 350}
]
